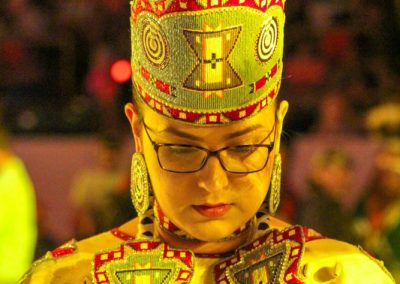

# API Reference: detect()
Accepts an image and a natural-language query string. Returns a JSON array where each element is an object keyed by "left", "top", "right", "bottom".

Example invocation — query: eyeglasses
[{"left": 142, "top": 122, "right": 275, "bottom": 174}]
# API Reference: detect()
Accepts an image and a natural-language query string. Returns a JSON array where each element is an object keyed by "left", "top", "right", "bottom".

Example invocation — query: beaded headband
[{"left": 130, "top": 0, "right": 286, "bottom": 125}]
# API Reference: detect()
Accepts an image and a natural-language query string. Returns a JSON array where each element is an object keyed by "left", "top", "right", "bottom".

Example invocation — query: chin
[{"left": 188, "top": 222, "right": 236, "bottom": 242}]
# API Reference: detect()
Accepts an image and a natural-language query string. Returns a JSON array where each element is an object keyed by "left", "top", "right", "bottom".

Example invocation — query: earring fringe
[
  {"left": 130, "top": 152, "right": 150, "bottom": 216},
  {"left": 268, "top": 153, "right": 281, "bottom": 215}
]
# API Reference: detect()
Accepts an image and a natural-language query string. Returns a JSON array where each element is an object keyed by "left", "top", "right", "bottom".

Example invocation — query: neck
[
  {"left": 153, "top": 200, "right": 255, "bottom": 254},
  {"left": 136, "top": 197, "right": 273, "bottom": 255},
  {"left": 155, "top": 222, "right": 255, "bottom": 255}
]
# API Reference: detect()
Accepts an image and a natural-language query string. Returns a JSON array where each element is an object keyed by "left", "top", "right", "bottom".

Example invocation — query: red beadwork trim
[
  {"left": 93, "top": 241, "right": 194, "bottom": 283},
  {"left": 140, "top": 66, "right": 173, "bottom": 96},
  {"left": 110, "top": 228, "right": 135, "bottom": 241},
  {"left": 154, "top": 100, "right": 164, "bottom": 113},
  {"left": 268, "top": 88, "right": 276, "bottom": 98},
  {"left": 95, "top": 272, "right": 109, "bottom": 284},
  {"left": 156, "top": 79, "right": 172, "bottom": 95},
  {"left": 127, "top": 240, "right": 161, "bottom": 251},
  {"left": 50, "top": 247, "right": 76, "bottom": 258},
  {"left": 167, "top": 107, "right": 203, "bottom": 122},
  {"left": 95, "top": 226, "right": 324, "bottom": 283},
  {"left": 214, "top": 226, "right": 311, "bottom": 284},
  {"left": 302, "top": 226, "right": 325, "bottom": 242},
  {"left": 255, "top": 76, "right": 267, "bottom": 91},
  {"left": 223, "top": 103, "right": 258, "bottom": 121},
  {"left": 140, "top": 66, "right": 151, "bottom": 81},
  {"left": 136, "top": 80, "right": 279, "bottom": 125},
  {"left": 134, "top": 62, "right": 280, "bottom": 125},
  {"left": 94, "top": 245, "right": 125, "bottom": 271},
  {"left": 177, "top": 269, "right": 192, "bottom": 280},
  {"left": 163, "top": 245, "right": 193, "bottom": 266},
  {"left": 156, "top": 202, "right": 180, "bottom": 231},
  {"left": 250, "top": 63, "right": 279, "bottom": 94},
  {"left": 205, "top": 113, "right": 222, "bottom": 124},
  {"left": 270, "top": 62, "right": 278, "bottom": 77},
  {"left": 131, "top": 0, "right": 284, "bottom": 22}
]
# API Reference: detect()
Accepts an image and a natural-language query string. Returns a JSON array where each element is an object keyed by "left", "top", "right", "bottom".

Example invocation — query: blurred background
[{"left": 0, "top": 0, "right": 400, "bottom": 281}]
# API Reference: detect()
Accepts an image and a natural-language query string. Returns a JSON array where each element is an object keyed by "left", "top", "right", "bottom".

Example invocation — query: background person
[
  {"left": 0, "top": 124, "right": 37, "bottom": 283},
  {"left": 69, "top": 133, "right": 134, "bottom": 239},
  {"left": 295, "top": 148, "right": 356, "bottom": 242}
]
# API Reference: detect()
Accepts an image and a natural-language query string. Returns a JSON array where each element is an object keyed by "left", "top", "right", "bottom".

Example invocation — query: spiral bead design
[
  {"left": 257, "top": 17, "right": 278, "bottom": 62},
  {"left": 142, "top": 20, "right": 169, "bottom": 68}
]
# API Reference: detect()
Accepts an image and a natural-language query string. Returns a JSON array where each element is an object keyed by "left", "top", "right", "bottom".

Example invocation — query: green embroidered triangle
[
  {"left": 115, "top": 268, "right": 172, "bottom": 284},
  {"left": 233, "top": 252, "right": 284, "bottom": 284}
]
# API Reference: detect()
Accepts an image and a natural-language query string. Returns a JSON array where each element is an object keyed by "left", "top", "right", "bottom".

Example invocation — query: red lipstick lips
[{"left": 193, "top": 204, "right": 231, "bottom": 218}]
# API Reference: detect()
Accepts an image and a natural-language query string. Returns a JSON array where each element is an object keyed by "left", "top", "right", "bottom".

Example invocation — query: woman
[{"left": 20, "top": 0, "right": 394, "bottom": 283}]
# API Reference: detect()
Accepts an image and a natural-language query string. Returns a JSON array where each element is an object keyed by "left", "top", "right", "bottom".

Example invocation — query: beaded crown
[{"left": 130, "top": 0, "right": 286, "bottom": 125}]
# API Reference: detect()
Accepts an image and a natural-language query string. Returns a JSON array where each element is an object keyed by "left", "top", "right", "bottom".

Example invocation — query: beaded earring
[
  {"left": 268, "top": 153, "right": 281, "bottom": 215},
  {"left": 130, "top": 152, "right": 150, "bottom": 216}
]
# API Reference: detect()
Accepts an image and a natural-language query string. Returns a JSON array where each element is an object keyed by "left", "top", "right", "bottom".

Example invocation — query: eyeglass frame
[{"left": 141, "top": 121, "right": 276, "bottom": 174}]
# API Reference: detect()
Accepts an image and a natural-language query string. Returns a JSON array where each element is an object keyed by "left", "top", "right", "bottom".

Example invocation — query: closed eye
[
  {"left": 226, "top": 146, "right": 257, "bottom": 155},
  {"left": 164, "top": 145, "right": 199, "bottom": 155}
]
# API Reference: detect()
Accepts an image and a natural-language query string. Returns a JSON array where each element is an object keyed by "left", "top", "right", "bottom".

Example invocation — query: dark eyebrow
[
  {"left": 160, "top": 127, "right": 204, "bottom": 141},
  {"left": 223, "top": 124, "right": 265, "bottom": 140},
  {"left": 155, "top": 124, "right": 266, "bottom": 141}
]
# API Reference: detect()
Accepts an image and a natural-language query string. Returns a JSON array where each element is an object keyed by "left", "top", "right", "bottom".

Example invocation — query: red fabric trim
[
  {"left": 50, "top": 247, "right": 76, "bottom": 258},
  {"left": 110, "top": 228, "right": 135, "bottom": 241},
  {"left": 132, "top": 0, "right": 284, "bottom": 20}
]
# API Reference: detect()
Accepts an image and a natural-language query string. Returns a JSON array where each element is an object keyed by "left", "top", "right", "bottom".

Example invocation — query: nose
[{"left": 197, "top": 156, "right": 229, "bottom": 192}]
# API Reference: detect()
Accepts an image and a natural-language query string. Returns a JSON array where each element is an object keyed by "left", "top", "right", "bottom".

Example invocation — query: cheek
[
  {"left": 255, "top": 157, "right": 275, "bottom": 199},
  {"left": 235, "top": 168, "right": 271, "bottom": 210},
  {"left": 153, "top": 173, "right": 193, "bottom": 202},
  {"left": 143, "top": 147, "right": 168, "bottom": 200},
  {"left": 146, "top": 156, "right": 194, "bottom": 210}
]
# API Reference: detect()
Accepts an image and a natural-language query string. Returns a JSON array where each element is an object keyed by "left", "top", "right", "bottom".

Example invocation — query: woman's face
[{"left": 126, "top": 102, "right": 285, "bottom": 242}]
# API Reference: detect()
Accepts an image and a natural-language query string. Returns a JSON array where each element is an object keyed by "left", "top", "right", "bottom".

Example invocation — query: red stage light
[{"left": 110, "top": 59, "right": 132, "bottom": 83}]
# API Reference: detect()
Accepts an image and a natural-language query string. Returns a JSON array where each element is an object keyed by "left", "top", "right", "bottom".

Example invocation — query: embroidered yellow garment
[{"left": 19, "top": 218, "right": 395, "bottom": 284}]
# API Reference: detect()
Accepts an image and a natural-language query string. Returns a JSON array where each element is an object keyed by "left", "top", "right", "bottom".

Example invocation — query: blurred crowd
[
  {"left": 0, "top": 0, "right": 130, "bottom": 134},
  {"left": 1, "top": 0, "right": 400, "bottom": 282},
  {"left": 283, "top": 0, "right": 400, "bottom": 134},
  {"left": 280, "top": 1, "right": 400, "bottom": 278}
]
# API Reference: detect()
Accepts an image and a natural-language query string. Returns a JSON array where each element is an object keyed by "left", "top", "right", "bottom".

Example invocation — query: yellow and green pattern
[{"left": 130, "top": 0, "right": 286, "bottom": 124}]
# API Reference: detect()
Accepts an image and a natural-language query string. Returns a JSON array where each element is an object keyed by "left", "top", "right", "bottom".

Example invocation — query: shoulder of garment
[
  {"left": 268, "top": 217, "right": 395, "bottom": 283},
  {"left": 18, "top": 220, "right": 395, "bottom": 284},
  {"left": 18, "top": 218, "right": 139, "bottom": 284},
  {"left": 301, "top": 237, "right": 395, "bottom": 284}
]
